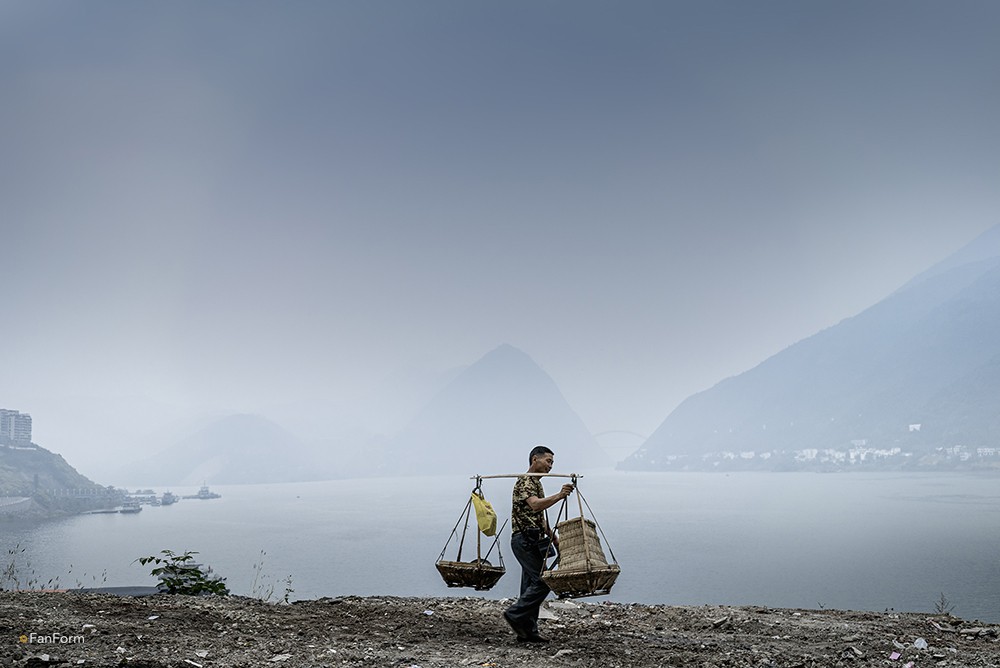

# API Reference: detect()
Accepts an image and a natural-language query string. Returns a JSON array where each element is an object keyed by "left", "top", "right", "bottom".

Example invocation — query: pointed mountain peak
[
  {"left": 454, "top": 344, "right": 557, "bottom": 392},
  {"left": 383, "top": 346, "right": 607, "bottom": 475},
  {"left": 474, "top": 344, "right": 537, "bottom": 368}
]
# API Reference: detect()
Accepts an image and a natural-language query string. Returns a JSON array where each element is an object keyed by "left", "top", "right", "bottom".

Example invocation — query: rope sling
[
  {"left": 541, "top": 475, "right": 621, "bottom": 598},
  {"left": 435, "top": 476, "right": 508, "bottom": 591}
]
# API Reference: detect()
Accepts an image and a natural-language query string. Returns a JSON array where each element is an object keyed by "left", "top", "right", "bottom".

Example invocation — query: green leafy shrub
[{"left": 137, "top": 550, "right": 229, "bottom": 595}]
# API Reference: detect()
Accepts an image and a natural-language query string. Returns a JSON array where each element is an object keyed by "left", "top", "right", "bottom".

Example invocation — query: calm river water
[{"left": 4, "top": 471, "right": 999, "bottom": 622}]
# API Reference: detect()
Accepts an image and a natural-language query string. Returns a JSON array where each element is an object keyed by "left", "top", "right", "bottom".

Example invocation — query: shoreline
[{"left": 3, "top": 591, "right": 998, "bottom": 667}]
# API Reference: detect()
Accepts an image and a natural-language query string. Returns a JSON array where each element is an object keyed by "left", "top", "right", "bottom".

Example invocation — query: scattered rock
[
  {"left": 2, "top": 591, "right": 998, "bottom": 668},
  {"left": 538, "top": 606, "right": 559, "bottom": 620},
  {"left": 842, "top": 645, "right": 864, "bottom": 659}
]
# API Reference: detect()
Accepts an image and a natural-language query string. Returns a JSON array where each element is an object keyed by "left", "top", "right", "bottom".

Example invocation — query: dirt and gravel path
[{"left": 3, "top": 592, "right": 999, "bottom": 667}]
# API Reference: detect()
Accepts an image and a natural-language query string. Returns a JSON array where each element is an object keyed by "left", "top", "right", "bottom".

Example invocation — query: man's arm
[{"left": 526, "top": 483, "right": 575, "bottom": 512}]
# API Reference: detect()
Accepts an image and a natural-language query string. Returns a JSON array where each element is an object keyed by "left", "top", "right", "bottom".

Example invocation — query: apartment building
[{"left": 0, "top": 408, "right": 32, "bottom": 444}]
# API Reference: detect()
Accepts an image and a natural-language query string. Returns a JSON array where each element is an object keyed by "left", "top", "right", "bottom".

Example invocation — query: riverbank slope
[{"left": 3, "top": 592, "right": 999, "bottom": 667}]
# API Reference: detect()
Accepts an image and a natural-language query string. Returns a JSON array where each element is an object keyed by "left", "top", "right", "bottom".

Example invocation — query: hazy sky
[{"left": 3, "top": 1, "right": 999, "bottom": 459}]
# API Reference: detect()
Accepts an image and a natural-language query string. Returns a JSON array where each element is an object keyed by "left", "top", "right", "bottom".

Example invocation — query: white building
[{"left": 0, "top": 409, "right": 32, "bottom": 444}]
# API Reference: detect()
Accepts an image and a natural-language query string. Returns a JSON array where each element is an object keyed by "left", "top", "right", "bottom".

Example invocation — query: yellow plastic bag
[{"left": 470, "top": 491, "right": 497, "bottom": 536}]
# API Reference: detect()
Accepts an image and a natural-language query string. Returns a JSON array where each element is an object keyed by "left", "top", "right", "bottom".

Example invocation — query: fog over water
[
  {"left": 3, "top": 5, "right": 1000, "bottom": 620},
  {"left": 2, "top": 2, "right": 1000, "bottom": 476},
  {"left": 7, "top": 472, "right": 1000, "bottom": 622}
]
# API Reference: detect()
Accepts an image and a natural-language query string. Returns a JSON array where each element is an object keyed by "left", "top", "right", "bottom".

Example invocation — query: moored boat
[
  {"left": 119, "top": 501, "right": 142, "bottom": 514},
  {"left": 182, "top": 485, "right": 221, "bottom": 500}
]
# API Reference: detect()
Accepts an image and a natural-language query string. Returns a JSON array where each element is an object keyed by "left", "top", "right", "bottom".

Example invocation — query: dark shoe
[
  {"left": 517, "top": 631, "right": 550, "bottom": 643},
  {"left": 503, "top": 611, "right": 528, "bottom": 640}
]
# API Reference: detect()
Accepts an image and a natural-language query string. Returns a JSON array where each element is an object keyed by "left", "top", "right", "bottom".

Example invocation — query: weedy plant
[
  {"left": 2, "top": 544, "right": 61, "bottom": 592},
  {"left": 137, "top": 549, "right": 229, "bottom": 596},
  {"left": 934, "top": 592, "right": 956, "bottom": 615},
  {"left": 249, "top": 549, "right": 294, "bottom": 603},
  {"left": 64, "top": 563, "right": 107, "bottom": 589}
]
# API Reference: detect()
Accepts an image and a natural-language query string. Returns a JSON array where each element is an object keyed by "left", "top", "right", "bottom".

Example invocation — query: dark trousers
[{"left": 505, "top": 531, "right": 551, "bottom": 633}]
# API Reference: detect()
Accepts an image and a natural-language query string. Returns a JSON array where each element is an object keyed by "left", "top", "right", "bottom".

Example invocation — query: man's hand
[{"left": 527, "top": 482, "right": 577, "bottom": 512}]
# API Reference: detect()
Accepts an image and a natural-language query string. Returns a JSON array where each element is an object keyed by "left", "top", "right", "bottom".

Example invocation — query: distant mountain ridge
[
  {"left": 382, "top": 344, "right": 607, "bottom": 475},
  {"left": 119, "top": 413, "right": 334, "bottom": 485},
  {"left": 112, "top": 346, "right": 606, "bottom": 484},
  {"left": 625, "top": 225, "right": 1000, "bottom": 470}
]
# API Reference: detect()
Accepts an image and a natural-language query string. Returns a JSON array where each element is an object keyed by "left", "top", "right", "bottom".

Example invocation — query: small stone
[
  {"left": 548, "top": 600, "right": 580, "bottom": 611},
  {"left": 537, "top": 606, "right": 559, "bottom": 620}
]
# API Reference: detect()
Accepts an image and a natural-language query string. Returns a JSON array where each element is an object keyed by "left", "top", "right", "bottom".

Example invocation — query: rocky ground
[{"left": 2, "top": 592, "right": 999, "bottom": 668}]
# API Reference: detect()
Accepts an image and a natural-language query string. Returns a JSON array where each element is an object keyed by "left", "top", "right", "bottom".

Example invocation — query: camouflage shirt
[{"left": 511, "top": 475, "right": 545, "bottom": 534}]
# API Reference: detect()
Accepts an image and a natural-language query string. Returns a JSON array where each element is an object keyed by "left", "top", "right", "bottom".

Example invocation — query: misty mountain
[
  {"left": 625, "top": 225, "right": 1000, "bottom": 469},
  {"left": 381, "top": 344, "right": 608, "bottom": 475},
  {"left": 119, "top": 413, "right": 334, "bottom": 485}
]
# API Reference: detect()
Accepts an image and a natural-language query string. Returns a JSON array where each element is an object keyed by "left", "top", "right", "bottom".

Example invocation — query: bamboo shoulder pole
[{"left": 471, "top": 473, "right": 582, "bottom": 480}]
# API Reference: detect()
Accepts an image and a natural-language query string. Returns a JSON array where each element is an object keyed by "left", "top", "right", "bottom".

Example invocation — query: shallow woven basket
[
  {"left": 542, "top": 564, "right": 621, "bottom": 599},
  {"left": 435, "top": 560, "right": 505, "bottom": 591}
]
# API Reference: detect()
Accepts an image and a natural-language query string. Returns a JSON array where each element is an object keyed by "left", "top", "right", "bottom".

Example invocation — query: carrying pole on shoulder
[{"left": 471, "top": 473, "right": 582, "bottom": 480}]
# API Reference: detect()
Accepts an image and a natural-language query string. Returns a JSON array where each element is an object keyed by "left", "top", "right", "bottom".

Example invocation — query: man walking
[{"left": 503, "top": 445, "right": 574, "bottom": 643}]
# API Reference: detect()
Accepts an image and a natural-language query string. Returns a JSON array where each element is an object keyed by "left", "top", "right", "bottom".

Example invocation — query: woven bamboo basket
[
  {"left": 542, "top": 517, "right": 620, "bottom": 598},
  {"left": 542, "top": 564, "right": 621, "bottom": 598},
  {"left": 435, "top": 559, "right": 505, "bottom": 591}
]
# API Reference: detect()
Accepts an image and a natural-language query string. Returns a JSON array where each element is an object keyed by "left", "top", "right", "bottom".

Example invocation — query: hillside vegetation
[{"left": 0, "top": 444, "right": 113, "bottom": 519}]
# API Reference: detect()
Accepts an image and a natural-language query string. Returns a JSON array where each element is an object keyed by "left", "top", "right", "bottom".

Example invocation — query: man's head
[{"left": 528, "top": 445, "right": 555, "bottom": 472}]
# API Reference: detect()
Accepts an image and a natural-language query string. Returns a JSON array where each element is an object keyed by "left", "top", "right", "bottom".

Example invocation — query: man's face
[{"left": 532, "top": 453, "right": 554, "bottom": 472}]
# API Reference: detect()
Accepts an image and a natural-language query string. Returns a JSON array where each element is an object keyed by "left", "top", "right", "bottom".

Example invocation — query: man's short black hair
[{"left": 529, "top": 445, "right": 554, "bottom": 465}]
